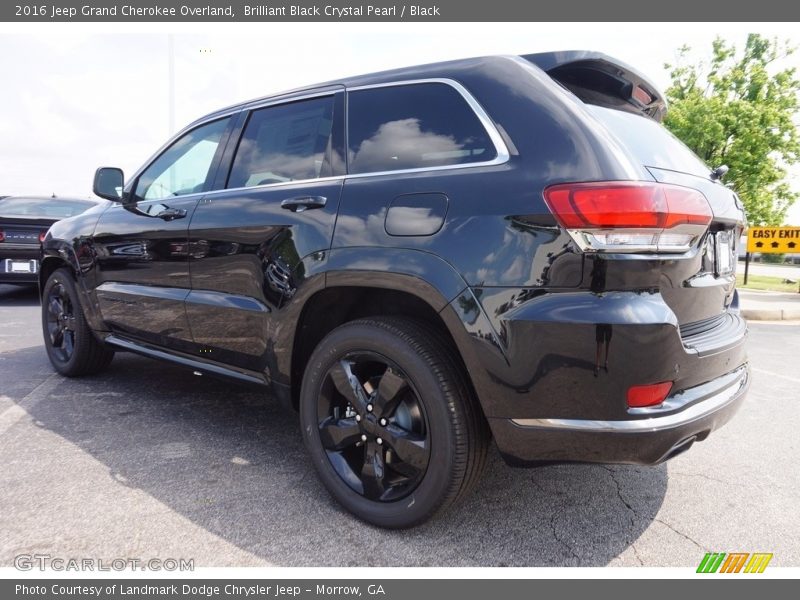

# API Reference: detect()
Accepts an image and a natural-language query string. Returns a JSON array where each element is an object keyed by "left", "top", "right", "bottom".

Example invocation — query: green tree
[{"left": 663, "top": 34, "right": 800, "bottom": 225}]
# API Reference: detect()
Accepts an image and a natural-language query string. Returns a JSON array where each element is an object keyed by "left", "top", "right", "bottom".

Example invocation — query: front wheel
[
  {"left": 299, "top": 317, "right": 489, "bottom": 528},
  {"left": 41, "top": 267, "right": 114, "bottom": 376}
]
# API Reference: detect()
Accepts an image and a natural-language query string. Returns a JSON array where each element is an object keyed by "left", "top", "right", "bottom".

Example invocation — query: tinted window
[
  {"left": 227, "top": 96, "right": 336, "bottom": 189},
  {"left": 0, "top": 197, "right": 95, "bottom": 218},
  {"left": 347, "top": 83, "right": 496, "bottom": 174},
  {"left": 135, "top": 117, "right": 230, "bottom": 202},
  {"left": 587, "top": 105, "right": 710, "bottom": 177}
]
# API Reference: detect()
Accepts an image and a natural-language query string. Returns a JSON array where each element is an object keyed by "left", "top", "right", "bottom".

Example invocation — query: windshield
[{"left": 0, "top": 197, "right": 95, "bottom": 218}]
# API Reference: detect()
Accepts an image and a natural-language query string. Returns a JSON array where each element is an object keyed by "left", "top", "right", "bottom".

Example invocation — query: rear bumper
[
  {"left": 491, "top": 364, "right": 749, "bottom": 465},
  {"left": 0, "top": 249, "right": 40, "bottom": 283},
  {"left": 446, "top": 287, "right": 749, "bottom": 466}
]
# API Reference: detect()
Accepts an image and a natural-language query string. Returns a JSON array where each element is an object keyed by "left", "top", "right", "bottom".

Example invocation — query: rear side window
[
  {"left": 227, "top": 96, "right": 336, "bottom": 188},
  {"left": 347, "top": 82, "right": 496, "bottom": 174}
]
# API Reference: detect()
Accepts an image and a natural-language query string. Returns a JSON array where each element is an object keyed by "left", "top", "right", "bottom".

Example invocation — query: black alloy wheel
[
  {"left": 317, "top": 353, "right": 430, "bottom": 502},
  {"left": 300, "top": 316, "right": 490, "bottom": 528},
  {"left": 45, "top": 280, "right": 77, "bottom": 363},
  {"left": 41, "top": 268, "right": 114, "bottom": 376}
]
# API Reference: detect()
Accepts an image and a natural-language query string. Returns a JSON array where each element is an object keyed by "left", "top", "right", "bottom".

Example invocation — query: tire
[
  {"left": 299, "top": 316, "right": 490, "bottom": 528},
  {"left": 41, "top": 267, "right": 114, "bottom": 377}
]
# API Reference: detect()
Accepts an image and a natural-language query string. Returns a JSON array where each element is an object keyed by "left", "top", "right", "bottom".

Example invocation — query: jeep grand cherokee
[{"left": 40, "top": 52, "right": 749, "bottom": 528}]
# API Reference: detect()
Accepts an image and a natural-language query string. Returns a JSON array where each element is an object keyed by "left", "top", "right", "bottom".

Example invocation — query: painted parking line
[{"left": 0, "top": 373, "right": 61, "bottom": 436}]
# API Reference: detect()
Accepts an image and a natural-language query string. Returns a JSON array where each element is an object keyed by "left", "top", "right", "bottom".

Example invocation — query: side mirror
[{"left": 93, "top": 167, "right": 125, "bottom": 201}]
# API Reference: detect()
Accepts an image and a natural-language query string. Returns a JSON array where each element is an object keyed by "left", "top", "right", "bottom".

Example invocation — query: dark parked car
[
  {"left": 0, "top": 196, "right": 105, "bottom": 284},
  {"left": 40, "top": 52, "right": 749, "bottom": 528}
]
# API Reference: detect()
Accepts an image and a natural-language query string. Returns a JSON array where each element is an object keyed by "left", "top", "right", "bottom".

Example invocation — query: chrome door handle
[{"left": 280, "top": 196, "right": 327, "bottom": 212}]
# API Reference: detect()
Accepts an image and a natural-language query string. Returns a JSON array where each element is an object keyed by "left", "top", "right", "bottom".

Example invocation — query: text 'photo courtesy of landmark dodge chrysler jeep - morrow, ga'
[{"left": 40, "top": 51, "right": 749, "bottom": 528}]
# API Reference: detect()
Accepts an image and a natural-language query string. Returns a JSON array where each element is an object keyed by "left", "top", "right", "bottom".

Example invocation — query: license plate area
[
  {"left": 714, "top": 232, "right": 734, "bottom": 276},
  {"left": 3, "top": 259, "right": 38, "bottom": 274}
]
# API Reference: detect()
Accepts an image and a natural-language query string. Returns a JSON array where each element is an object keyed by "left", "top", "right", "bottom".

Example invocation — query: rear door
[
  {"left": 92, "top": 116, "right": 234, "bottom": 350},
  {"left": 185, "top": 90, "right": 345, "bottom": 374}
]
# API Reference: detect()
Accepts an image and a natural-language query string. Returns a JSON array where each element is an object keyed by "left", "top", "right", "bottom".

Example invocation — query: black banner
[{"left": 3, "top": 0, "right": 800, "bottom": 22}]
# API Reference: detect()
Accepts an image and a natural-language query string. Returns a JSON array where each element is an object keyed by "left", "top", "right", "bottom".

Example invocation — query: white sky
[{"left": 1, "top": 22, "right": 799, "bottom": 223}]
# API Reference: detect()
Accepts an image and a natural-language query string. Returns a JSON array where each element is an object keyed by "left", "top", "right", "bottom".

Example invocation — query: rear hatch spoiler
[{"left": 522, "top": 51, "right": 667, "bottom": 122}]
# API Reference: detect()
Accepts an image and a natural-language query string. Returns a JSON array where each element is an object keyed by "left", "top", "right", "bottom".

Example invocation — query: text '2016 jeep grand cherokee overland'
[{"left": 41, "top": 52, "right": 749, "bottom": 528}]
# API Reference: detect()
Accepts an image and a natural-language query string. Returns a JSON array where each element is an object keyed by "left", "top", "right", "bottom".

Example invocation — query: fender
[
  {"left": 312, "top": 247, "right": 502, "bottom": 414},
  {"left": 39, "top": 203, "right": 109, "bottom": 333},
  {"left": 323, "top": 246, "right": 467, "bottom": 311}
]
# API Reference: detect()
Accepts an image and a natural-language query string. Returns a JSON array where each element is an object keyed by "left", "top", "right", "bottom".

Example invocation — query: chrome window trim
[
  {"left": 143, "top": 79, "right": 510, "bottom": 200},
  {"left": 243, "top": 87, "right": 343, "bottom": 112},
  {"left": 203, "top": 175, "right": 346, "bottom": 198},
  {"left": 344, "top": 78, "right": 511, "bottom": 179}
]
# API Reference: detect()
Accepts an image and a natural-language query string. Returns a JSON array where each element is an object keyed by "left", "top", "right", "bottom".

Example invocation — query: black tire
[
  {"left": 42, "top": 267, "right": 114, "bottom": 377},
  {"left": 299, "top": 316, "right": 490, "bottom": 528}
]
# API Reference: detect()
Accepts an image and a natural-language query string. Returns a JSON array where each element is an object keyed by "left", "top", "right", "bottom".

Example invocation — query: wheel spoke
[
  {"left": 47, "top": 297, "right": 62, "bottom": 318},
  {"left": 383, "top": 424, "right": 428, "bottom": 472},
  {"left": 318, "top": 416, "right": 361, "bottom": 451},
  {"left": 63, "top": 330, "right": 74, "bottom": 357},
  {"left": 372, "top": 367, "right": 408, "bottom": 418},
  {"left": 329, "top": 359, "right": 369, "bottom": 413},
  {"left": 360, "top": 441, "right": 386, "bottom": 500}
]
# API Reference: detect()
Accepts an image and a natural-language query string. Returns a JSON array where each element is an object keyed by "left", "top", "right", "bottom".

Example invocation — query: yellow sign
[{"left": 746, "top": 226, "right": 800, "bottom": 253}]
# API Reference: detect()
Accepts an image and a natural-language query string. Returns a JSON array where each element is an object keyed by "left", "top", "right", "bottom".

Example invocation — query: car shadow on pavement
[
  {"left": 13, "top": 348, "right": 667, "bottom": 567},
  {"left": 0, "top": 284, "right": 39, "bottom": 306}
]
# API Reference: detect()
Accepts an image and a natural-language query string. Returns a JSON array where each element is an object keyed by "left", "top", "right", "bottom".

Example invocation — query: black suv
[{"left": 41, "top": 52, "right": 749, "bottom": 528}]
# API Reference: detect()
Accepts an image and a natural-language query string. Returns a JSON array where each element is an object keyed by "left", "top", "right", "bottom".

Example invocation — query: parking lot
[{"left": 1, "top": 282, "right": 798, "bottom": 568}]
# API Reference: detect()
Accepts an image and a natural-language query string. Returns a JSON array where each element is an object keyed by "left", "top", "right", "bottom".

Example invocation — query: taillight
[
  {"left": 0, "top": 229, "right": 4, "bottom": 242},
  {"left": 39, "top": 230, "right": 47, "bottom": 243},
  {"left": 627, "top": 382, "right": 673, "bottom": 408},
  {"left": 543, "top": 181, "right": 712, "bottom": 252}
]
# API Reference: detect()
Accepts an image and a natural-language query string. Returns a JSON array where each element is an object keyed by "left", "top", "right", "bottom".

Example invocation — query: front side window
[
  {"left": 347, "top": 82, "right": 497, "bottom": 174},
  {"left": 227, "top": 96, "right": 336, "bottom": 189},
  {"left": 135, "top": 117, "right": 230, "bottom": 202}
]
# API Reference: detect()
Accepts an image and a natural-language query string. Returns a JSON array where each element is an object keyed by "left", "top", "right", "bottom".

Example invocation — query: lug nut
[
  {"left": 355, "top": 415, "right": 362, "bottom": 422},
  {"left": 376, "top": 437, "right": 383, "bottom": 445},
  {"left": 366, "top": 404, "right": 373, "bottom": 412},
  {"left": 379, "top": 418, "right": 387, "bottom": 426},
  {"left": 361, "top": 434, "right": 367, "bottom": 442}
]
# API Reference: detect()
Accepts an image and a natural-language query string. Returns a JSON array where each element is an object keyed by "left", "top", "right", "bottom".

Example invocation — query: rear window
[
  {"left": 347, "top": 82, "right": 496, "bottom": 174},
  {"left": 587, "top": 105, "right": 710, "bottom": 178},
  {"left": 0, "top": 197, "right": 95, "bottom": 218}
]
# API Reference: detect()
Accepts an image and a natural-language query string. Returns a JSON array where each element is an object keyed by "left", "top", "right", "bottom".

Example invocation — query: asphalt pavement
[{"left": 1, "top": 283, "right": 798, "bottom": 568}]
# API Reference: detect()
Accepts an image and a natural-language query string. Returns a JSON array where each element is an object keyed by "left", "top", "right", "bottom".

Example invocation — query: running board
[{"left": 104, "top": 334, "right": 267, "bottom": 386}]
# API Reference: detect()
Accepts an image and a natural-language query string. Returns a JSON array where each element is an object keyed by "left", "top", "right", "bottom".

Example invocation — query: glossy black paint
[{"left": 41, "top": 53, "right": 749, "bottom": 466}]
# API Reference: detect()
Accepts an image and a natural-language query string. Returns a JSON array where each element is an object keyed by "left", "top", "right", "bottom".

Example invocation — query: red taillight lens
[
  {"left": 627, "top": 382, "right": 673, "bottom": 408},
  {"left": 39, "top": 230, "right": 47, "bottom": 243},
  {"left": 0, "top": 229, "right": 4, "bottom": 242},
  {"left": 543, "top": 181, "right": 712, "bottom": 252}
]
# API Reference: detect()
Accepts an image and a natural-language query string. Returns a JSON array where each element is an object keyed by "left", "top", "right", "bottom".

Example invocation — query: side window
[
  {"left": 347, "top": 82, "right": 497, "bottom": 174},
  {"left": 227, "top": 95, "right": 336, "bottom": 189},
  {"left": 135, "top": 117, "right": 230, "bottom": 202}
]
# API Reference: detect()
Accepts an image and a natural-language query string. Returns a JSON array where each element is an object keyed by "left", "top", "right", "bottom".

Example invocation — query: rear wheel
[
  {"left": 299, "top": 317, "right": 489, "bottom": 528},
  {"left": 42, "top": 268, "right": 114, "bottom": 376}
]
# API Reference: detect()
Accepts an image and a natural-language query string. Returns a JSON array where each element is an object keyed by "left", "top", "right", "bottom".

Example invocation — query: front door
[{"left": 92, "top": 116, "right": 233, "bottom": 350}]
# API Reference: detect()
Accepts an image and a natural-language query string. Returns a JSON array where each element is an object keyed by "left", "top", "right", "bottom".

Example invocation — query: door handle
[
  {"left": 156, "top": 207, "right": 187, "bottom": 221},
  {"left": 280, "top": 196, "right": 327, "bottom": 213}
]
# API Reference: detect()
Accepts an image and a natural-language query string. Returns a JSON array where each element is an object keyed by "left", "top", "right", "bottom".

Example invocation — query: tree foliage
[{"left": 663, "top": 34, "right": 800, "bottom": 225}]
